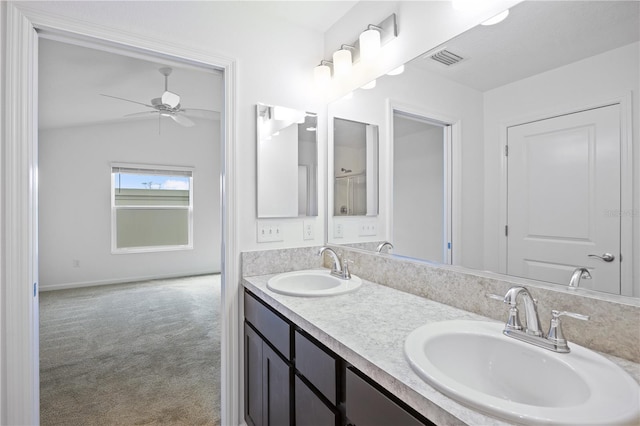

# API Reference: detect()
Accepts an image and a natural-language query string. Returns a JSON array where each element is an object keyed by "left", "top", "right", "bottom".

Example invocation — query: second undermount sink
[
  {"left": 405, "top": 320, "right": 640, "bottom": 425},
  {"left": 267, "top": 269, "right": 362, "bottom": 297}
]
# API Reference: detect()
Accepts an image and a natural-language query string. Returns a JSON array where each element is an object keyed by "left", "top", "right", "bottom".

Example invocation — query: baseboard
[{"left": 38, "top": 270, "right": 220, "bottom": 292}]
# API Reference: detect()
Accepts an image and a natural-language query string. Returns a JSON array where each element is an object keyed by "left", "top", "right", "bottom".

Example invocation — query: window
[{"left": 111, "top": 164, "right": 194, "bottom": 253}]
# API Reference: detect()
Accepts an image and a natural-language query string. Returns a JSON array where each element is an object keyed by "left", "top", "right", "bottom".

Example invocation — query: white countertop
[{"left": 242, "top": 270, "right": 640, "bottom": 426}]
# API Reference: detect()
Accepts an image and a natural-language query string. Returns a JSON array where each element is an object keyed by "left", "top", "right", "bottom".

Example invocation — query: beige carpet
[{"left": 39, "top": 275, "right": 221, "bottom": 425}]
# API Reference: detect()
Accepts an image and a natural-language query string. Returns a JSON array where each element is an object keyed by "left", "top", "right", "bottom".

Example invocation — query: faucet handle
[
  {"left": 487, "top": 293, "right": 504, "bottom": 302},
  {"left": 487, "top": 293, "right": 523, "bottom": 331},
  {"left": 552, "top": 310, "right": 590, "bottom": 322},
  {"left": 341, "top": 258, "right": 353, "bottom": 279},
  {"left": 546, "top": 310, "right": 590, "bottom": 352}
]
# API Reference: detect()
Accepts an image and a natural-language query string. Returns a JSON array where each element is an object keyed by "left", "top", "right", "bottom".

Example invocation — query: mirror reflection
[
  {"left": 256, "top": 104, "right": 318, "bottom": 218},
  {"left": 327, "top": 1, "right": 639, "bottom": 297},
  {"left": 333, "top": 117, "right": 379, "bottom": 216}
]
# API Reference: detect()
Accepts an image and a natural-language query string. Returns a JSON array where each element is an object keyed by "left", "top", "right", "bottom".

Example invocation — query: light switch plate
[
  {"left": 257, "top": 223, "right": 283, "bottom": 243},
  {"left": 359, "top": 222, "right": 377, "bottom": 236}
]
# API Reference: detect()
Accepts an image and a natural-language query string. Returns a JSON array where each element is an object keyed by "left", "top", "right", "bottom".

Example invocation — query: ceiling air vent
[{"left": 430, "top": 49, "right": 465, "bottom": 66}]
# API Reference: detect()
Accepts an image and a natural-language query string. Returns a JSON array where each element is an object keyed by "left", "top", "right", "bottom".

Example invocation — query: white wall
[
  {"left": 18, "top": 0, "right": 328, "bottom": 255},
  {"left": 393, "top": 119, "right": 444, "bottom": 262},
  {"left": 38, "top": 118, "right": 221, "bottom": 290},
  {"left": 483, "top": 42, "right": 639, "bottom": 292},
  {"left": 328, "top": 63, "right": 485, "bottom": 267}
]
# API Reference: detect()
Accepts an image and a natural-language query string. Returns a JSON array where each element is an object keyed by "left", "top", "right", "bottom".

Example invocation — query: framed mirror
[
  {"left": 333, "top": 117, "right": 379, "bottom": 217},
  {"left": 256, "top": 103, "right": 318, "bottom": 218},
  {"left": 326, "top": 1, "right": 639, "bottom": 297}
]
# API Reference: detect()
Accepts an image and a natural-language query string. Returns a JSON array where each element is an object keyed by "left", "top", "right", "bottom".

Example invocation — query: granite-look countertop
[{"left": 242, "top": 271, "right": 640, "bottom": 426}]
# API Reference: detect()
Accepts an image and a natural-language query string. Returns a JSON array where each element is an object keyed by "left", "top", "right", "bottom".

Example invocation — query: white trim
[
  {"left": 498, "top": 93, "right": 634, "bottom": 296},
  {"left": 3, "top": 3, "right": 239, "bottom": 425},
  {"left": 386, "top": 99, "right": 461, "bottom": 265},
  {"left": 38, "top": 271, "right": 220, "bottom": 292}
]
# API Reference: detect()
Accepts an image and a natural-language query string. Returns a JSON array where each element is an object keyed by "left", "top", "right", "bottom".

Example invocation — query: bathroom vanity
[
  {"left": 243, "top": 271, "right": 640, "bottom": 426},
  {"left": 244, "top": 288, "right": 432, "bottom": 426}
]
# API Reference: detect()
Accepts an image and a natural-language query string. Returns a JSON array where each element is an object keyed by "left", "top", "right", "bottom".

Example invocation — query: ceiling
[
  {"left": 409, "top": 1, "right": 640, "bottom": 92},
  {"left": 38, "top": 1, "right": 358, "bottom": 130},
  {"left": 40, "top": 1, "right": 639, "bottom": 129}
]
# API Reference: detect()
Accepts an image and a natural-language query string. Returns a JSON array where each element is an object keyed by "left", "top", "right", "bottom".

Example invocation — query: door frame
[
  {"left": 498, "top": 93, "right": 634, "bottom": 296},
  {"left": 387, "top": 99, "right": 460, "bottom": 265},
  {"left": 2, "top": 3, "right": 239, "bottom": 425}
]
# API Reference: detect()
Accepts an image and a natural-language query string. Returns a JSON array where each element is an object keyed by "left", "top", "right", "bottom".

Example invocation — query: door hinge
[
  {"left": 505, "top": 225, "right": 508, "bottom": 236},
  {"left": 504, "top": 145, "right": 509, "bottom": 156}
]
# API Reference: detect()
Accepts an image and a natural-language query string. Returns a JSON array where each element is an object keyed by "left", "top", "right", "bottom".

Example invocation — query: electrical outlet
[
  {"left": 334, "top": 223, "right": 344, "bottom": 238},
  {"left": 303, "top": 221, "right": 314, "bottom": 240},
  {"left": 257, "top": 223, "right": 283, "bottom": 243},
  {"left": 359, "top": 222, "right": 377, "bottom": 236}
]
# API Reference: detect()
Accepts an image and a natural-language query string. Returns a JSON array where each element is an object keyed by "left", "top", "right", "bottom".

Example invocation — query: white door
[{"left": 507, "top": 104, "right": 621, "bottom": 294}]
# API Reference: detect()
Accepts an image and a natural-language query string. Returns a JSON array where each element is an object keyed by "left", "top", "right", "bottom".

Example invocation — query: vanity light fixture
[
  {"left": 333, "top": 44, "right": 356, "bottom": 76},
  {"left": 359, "top": 25, "right": 382, "bottom": 61},
  {"left": 313, "top": 13, "right": 398, "bottom": 85},
  {"left": 387, "top": 65, "right": 405, "bottom": 76},
  {"left": 314, "top": 60, "right": 333, "bottom": 87},
  {"left": 362, "top": 80, "right": 377, "bottom": 90},
  {"left": 481, "top": 9, "right": 509, "bottom": 25}
]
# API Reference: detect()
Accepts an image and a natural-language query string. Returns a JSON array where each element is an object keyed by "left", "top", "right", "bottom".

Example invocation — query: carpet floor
[{"left": 39, "top": 275, "right": 221, "bottom": 425}]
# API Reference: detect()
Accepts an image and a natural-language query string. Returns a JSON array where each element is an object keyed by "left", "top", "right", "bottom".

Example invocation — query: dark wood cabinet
[
  {"left": 244, "top": 290, "right": 433, "bottom": 426},
  {"left": 345, "top": 367, "right": 433, "bottom": 426},
  {"left": 244, "top": 292, "right": 292, "bottom": 426}
]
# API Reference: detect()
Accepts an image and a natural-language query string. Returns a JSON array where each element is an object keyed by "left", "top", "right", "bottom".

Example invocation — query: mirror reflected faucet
[
  {"left": 376, "top": 241, "right": 393, "bottom": 253},
  {"left": 569, "top": 267, "right": 592, "bottom": 289}
]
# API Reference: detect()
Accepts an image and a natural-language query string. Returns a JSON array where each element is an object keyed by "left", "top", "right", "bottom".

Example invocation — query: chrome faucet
[
  {"left": 569, "top": 267, "right": 591, "bottom": 289},
  {"left": 502, "top": 286, "right": 543, "bottom": 336},
  {"left": 318, "top": 247, "right": 351, "bottom": 280},
  {"left": 488, "top": 286, "right": 589, "bottom": 353},
  {"left": 376, "top": 241, "right": 393, "bottom": 253}
]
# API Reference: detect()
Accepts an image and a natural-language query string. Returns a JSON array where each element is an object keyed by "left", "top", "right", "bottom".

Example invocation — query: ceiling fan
[{"left": 100, "top": 67, "right": 213, "bottom": 127}]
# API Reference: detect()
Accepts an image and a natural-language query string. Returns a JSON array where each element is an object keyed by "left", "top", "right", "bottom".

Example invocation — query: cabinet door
[
  {"left": 345, "top": 367, "right": 428, "bottom": 426},
  {"left": 295, "top": 375, "right": 337, "bottom": 426},
  {"left": 263, "top": 343, "right": 291, "bottom": 426},
  {"left": 245, "top": 324, "right": 264, "bottom": 426}
]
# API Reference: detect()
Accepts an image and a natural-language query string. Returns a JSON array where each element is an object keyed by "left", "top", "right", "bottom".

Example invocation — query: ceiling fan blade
[
  {"left": 123, "top": 111, "right": 159, "bottom": 118},
  {"left": 181, "top": 108, "right": 221, "bottom": 120},
  {"left": 100, "top": 94, "right": 154, "bottom": 108},
  {"left": 169, "top": 113, "right": 195, "bottom": 127}
]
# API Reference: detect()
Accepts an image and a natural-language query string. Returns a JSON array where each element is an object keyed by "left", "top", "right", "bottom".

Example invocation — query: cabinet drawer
[
  {"left": 345, "top": 367, "right": 428, "bottom": 426},
  {"left": 295, "top": 330, "right": 338, "bottom": 404},
  {"left": 244, "top": 291, "right": 291, "bottom": 360},
  {"left": 295, "top": 375, "right": 338, "bottom": 426}
]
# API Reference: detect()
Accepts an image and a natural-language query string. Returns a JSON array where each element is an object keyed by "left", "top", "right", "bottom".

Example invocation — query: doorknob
[{"left": 588, "top": 253, "right": 615, "bottom": 262}]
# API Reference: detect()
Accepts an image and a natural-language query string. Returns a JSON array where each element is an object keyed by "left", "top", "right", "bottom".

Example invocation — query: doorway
[
  {"left": 37, "top": 36, "right": 223, "bottom": 423},
  {"left": 392, "top": 109, "right": 452, "bottom": 264},
  {"left": 3, "top": 6, "right": 238, "bottom": 423}
]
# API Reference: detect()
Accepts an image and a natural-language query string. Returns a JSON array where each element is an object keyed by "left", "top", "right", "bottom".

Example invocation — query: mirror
[
  {"left": 333, "top": 117, "right": 379, "bottom": 216},
  {"left": 327, "top": 1, "right": 639, "bottom": 297},
  {"left": 257, "top": 104, "right": 318, "bottom": 217}
]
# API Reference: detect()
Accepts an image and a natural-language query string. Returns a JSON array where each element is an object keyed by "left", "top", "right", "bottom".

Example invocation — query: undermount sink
[
  {"left": 405, "top": 320, "right": 640, "bottom": 425},
  {"left": 267, "top": 269, "right": 362, "bottom": 297}
]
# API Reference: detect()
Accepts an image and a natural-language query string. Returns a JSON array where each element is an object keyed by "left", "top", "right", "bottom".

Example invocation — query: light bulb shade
[
  {"left": 362, "top": 80, "right": 377, "bottom": 90},
  {"left": 314, "top": 64, "right": 331, "bottom": 87},
  {"left": 387, "top": 65, "right": 405, "bottom": 76},
  {"left": 359, "top": 29, "right": 381, "bottom": 60},
  {"left": 161, "top": 90, "right": 180, "bottom": 108},
  {"left": 333, "top": 49, "right": 352, "bottom": 76}
]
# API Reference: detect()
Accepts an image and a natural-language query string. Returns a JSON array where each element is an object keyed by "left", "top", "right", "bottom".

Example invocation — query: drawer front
[
  {"left": 295, "top": 375, "right": 338, "bottom": 426},
  {"left": 345, "top": 367, "right": 426, "bottom": 426},
  {"left": 244, "top": 291, "right": 291, "bottom": 360},
  {"left": 295, "top": 330, "right": 337, "bottom": 404}
]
